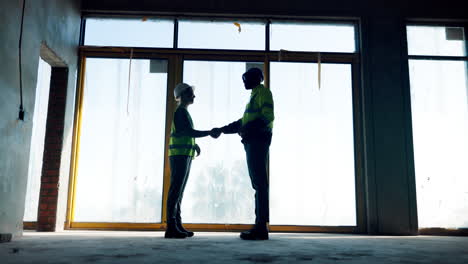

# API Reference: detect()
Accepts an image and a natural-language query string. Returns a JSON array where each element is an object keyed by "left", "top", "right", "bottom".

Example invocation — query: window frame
[
  {"left": 406, "top": 22, "right": 468, "bottom": 61},
  {"left": 66, "top": 15, "right": 364, "bottom": 233},
  {"left": 80, "top": 14, "right": 360, "bottom": 53},
  {"left": 405, "top": 21, "right": 468, "bottom": 236}
]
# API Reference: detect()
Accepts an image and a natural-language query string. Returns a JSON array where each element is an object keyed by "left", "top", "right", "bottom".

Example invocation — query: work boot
[
  {"left": 240, "top": 225, "right": 269, "bottom": 240},
  {"left": 164, "top": 222, "right": 187, "bottom": 239},
  {"left": 176, "top": 221, "right": 194, "bottom": 237}
]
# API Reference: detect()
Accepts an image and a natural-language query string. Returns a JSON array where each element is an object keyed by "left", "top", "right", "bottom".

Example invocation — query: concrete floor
[{"left": 1, "top": 231, "right": 468, "bottom": 263}]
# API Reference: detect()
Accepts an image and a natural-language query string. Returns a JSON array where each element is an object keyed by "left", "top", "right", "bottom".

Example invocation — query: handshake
[{"left": 209, "top": 128, "right": 222, "bottom": 139}]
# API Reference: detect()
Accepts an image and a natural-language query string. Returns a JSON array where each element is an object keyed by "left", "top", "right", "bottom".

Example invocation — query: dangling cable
[
  {"left": 317, "top": 52, "right": 321, "bottom": 90},
  {"left": 126, "top": 48, "right": 133, "bottom": 115},
  {"left": 18, "top": 0, "right": 27, "bottom": 120}
]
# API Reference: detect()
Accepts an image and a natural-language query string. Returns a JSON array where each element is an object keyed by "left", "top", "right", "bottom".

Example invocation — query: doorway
[{"left": 23, "top": 57, "right": 52, "bottom": 228}]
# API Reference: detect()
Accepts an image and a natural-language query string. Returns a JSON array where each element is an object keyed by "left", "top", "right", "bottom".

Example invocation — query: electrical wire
[
  {"left": 18, "top": 0, "right": 26, "bottom": 120},
  {"left": 126, "top": 48, "right": 133, "bottom": 115},
  {"left": 317, "top": 52, "right": 321, "bottom": 90}
]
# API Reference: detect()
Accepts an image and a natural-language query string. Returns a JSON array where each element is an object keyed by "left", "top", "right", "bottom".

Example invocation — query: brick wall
[{"left": 37, "top": 67, "right": 68, "bottom": 232}]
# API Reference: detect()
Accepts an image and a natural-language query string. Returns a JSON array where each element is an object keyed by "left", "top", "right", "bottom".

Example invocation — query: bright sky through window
[
  {"left": 407, "top": 26, "right": 468, "bottom": 228},
  {"left": 84, "top": 18, "right": 357, "bottom": 52},
  {"left": 75, "top": 18, "right": 359, "bottom": 225},
  {"left": 270, "top": 22, "right": 356, "bottom": 52},
  {"left": 85, "top": 18, "right": 174, "bottom": 48}
]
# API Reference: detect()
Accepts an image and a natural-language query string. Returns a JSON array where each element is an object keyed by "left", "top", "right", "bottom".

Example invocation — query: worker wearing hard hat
[
  {"left": 220, "top": 67, "right": 274, "bottom": 240},
  {"left": 165, "top": 83, "right": 221, "bottom": 239}
]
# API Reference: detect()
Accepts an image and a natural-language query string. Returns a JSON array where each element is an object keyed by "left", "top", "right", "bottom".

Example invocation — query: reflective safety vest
[
  {"left": 168, "top": 108, "right": 196, "bottom": 157},
  {"left": 241, "top": 84, "right": 274, "bottom": 129}
]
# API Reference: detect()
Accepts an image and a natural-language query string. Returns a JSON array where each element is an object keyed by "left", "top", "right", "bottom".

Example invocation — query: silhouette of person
[
  {"left": 220, "top": 68, "right": 274, "bottom": 240},
  {"left": 165, "top": 83, "right": 221, "bottom": 239}
]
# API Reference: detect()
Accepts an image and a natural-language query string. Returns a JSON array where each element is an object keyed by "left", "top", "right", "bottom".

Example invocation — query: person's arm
[
  {"left": 220, "top": 119, "right": 242, "bottom": 134},
  {"left": 241, "top": 118, "right": 269, "bottom": 132},
  {"left": 173, "top": 109, "right": 210, "bottom": 138},
  {"left": 259, "top": 89, "right": 274, "bottom": 125}
]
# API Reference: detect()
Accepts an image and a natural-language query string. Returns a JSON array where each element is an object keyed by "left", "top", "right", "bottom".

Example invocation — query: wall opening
[
  {"left": 23, "top": 57, "right": 52, "bottom": 227},
  {"left": 23, "top": 43, "right": 68, "bottom": 231}
]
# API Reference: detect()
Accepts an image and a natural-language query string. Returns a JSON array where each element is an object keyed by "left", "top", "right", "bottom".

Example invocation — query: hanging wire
[
  {"left": 18, "top": 0, "right": 27, "bottom": 120},
  {"left": 126, "top": 48, "right": 133, "bottom": 115},
  {"left": 317, "top": 52, "right": 322, "bottom": 90}
]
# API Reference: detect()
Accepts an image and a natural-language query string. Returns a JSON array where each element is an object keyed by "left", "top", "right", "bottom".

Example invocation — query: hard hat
[
  {"left": 174, "top": 83, "right": 193, "bottom": 98},
  {"left": 242, "top": 68, "right": 264, "bottom": 82}
]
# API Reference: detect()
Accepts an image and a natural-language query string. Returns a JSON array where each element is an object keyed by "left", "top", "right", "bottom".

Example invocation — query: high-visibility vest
[
  {"left": 168, "top": 108, "right": 196, "bottom": 157},
  {"left": 241, "top": 84, "right": 274, "bottom": 129}
]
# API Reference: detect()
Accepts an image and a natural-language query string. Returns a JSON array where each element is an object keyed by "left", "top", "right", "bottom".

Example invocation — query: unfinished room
[{"left": 1, "top": 0, "right": 467, "bottom": 263}]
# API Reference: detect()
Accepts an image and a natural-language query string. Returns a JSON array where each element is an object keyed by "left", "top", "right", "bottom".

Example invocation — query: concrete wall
[
  {"left": 360, "top": 16, "right": 420, "bottom": 234},
  {"left": 0, "top": 0, "right": 81, "bottom": 238},
  {"left": 81, "top": 0, "right": 466, "bottom": 235}
]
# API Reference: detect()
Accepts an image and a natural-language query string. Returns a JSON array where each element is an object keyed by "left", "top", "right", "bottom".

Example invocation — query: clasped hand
[{"left": 209, "top": 128, "right": 222, "bottom": 138}]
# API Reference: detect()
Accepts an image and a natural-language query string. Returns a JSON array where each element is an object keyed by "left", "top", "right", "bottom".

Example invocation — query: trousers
[
  {"left": 244, "top": 138, "right": 271, "bottom": 225},
  {"left": 166, "top": 155, "right": 192, "bottom": 224}
]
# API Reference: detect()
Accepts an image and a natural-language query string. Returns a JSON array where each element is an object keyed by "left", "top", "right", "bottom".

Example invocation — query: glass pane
[
  {"left": 409, "top": 60, "right": 468, "bottom": 228},
  {"left": 74, "top": 58, "right": 167, "bottom": 222},
  {"left": 84, "top": 18, "right": 174, "bottom": 48},
  {"left": 181, "top": 61, "right": 260, "bottom": 224},
  {"left": 407, "top": 26, "right": 466, "bottom": 56},
  {"left": 270, "top": 22, "right": 356, "bottom": 52},
  {"left": 24, "top": 58, "right": 51, "bottom": 221},
  {"left": 178, "top": 20, "right": 265, "bottom": 50},
  {"left": 270, "top": 62, "right": 356, "bottom": 226}
]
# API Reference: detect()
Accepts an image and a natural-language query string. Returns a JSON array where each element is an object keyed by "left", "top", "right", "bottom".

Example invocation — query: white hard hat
[{"left": 174, "top": 83, "right": 193, "bottom": 98}]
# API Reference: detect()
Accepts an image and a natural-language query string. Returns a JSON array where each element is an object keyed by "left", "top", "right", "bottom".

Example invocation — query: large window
[
  {"left": 181, "top": 61, "right": 256, "bottom": 224},
  {"left": 84, "top": 18, "right": 174, "bottom": 48},
  {"left": 83, "top": 17, "right": 357, "bottom": 53},
  {"left": 178, "top": 20, "right": 266, "bottom": 50},
  {"left": 407, "top": 25, "right": 468, "bottom": 229},
  {"left": 69, "top": 17, "right": 360, "bottom": 231},
  {"left": 73, "top": 58, "right": 167, "bottom": 222},
  {"left": 270, "top": 22, "right": 356, "bottom": 52},
  {"left": 407, "top": 26, "right": 465, "bottom": 56},
  {"left": 270, "top": 62, "right": 356, "bottom": 226}
]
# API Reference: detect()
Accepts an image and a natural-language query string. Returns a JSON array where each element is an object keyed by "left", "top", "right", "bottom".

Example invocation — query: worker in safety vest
[
  {"left": 165, "top": 83, "right": 221, "bottom": 239},
  {"left": 220, "top": 67, "right": 274, "bottom": 240}
]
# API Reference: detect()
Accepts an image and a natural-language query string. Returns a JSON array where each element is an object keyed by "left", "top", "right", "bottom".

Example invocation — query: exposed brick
[
  {"left": 37, "top": 224, "right": 55, "bottom": 232},
  {"left": 38, "top": 216, "right": 49, "bottom": 223},
  {"left": 40, "top": 176, "right": 53, "bottom": 183},
  {"left": 41, "top": 176, "right": 59, "bottom": 183},
  {"left": 36, "top": 67, "right": 68, "bottom": 232},
  {"left": 45, "top": 170, "right": 58, "bottom": 177},
  {"left": 42, "top": 183, "right": 58, "bottom": 189},
  {"left": 44, "top": 162, "right": 58, "bottom": 168},
  {"left": 48, "top": 176, "right": 59, "bottom": 183},
  {"left": 39, "top": 210, "right": 54, "bottom": 217},
  {"left": 44, "top": 137, "right": 62, "bottom": 144},
  {"left": 43, "top": 159, "right": 61, "bottom": 166},
  {"left": 45, "top": 197, "right": 57, "bottom": 203},
  {"left": 44, "top": 143, "right": 61, "bottom": 151}
]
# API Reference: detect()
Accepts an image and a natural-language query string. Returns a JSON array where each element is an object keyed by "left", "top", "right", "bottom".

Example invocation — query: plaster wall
[{"left": 0, "top": 0, "right": 81, "bottom": 238}]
